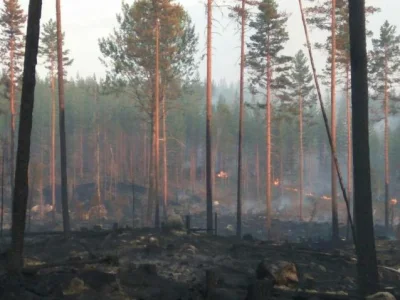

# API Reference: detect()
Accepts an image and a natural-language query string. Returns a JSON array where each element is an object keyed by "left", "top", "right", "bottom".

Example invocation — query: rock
[
  {"left": 179, "top": 243, "right": 198, "bottom": 255},
  {"left": 148, "top": 236, "right": 159, "bottom": 246},
  {"left": 256, "top": 260, "right": 298, "bottom": 287},
  {"left": 226, "top": 224, "right": 234, "bottom": 232},
  {"left": 367, "top": 292, "right": 396, "bottom": 300},
  {"left": 318, "top": 265, "right": 327, "bottom": 272},
  {"left": 243, "top": 233, "right": 254, "bottom": 241},
  {"left": 63, "top": 277, "right": 86, "bottom": 295}
]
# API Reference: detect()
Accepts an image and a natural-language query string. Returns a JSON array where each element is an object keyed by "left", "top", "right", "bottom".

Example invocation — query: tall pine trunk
[
  {"left": 299, "top": 94, "right": 304, "bottom": 221},
  {"left": 154, "top": 18, "right": 160, "bottom": 229},
  {"left": 9, "top": 37, "right": 16, "bottom": 196},
  {"left": 236, "top": 0, "right": 245, "bottom": 238},
  {"left": 265, "top": 52, "right": 272, "bottom": 237},
  {"left": 346, "top": 61, "right": 353, "bottom": 237},
  {"left": 162, "top": 92, "right": 168, "bottom": 220},
  {"left": 384, "top": 49, "right": 390, "bottom": 231},
  {"left": 256, "top": 144, "right": 260, "bottom": 201},
  {"left": 206, "top": 0, "right": 213, "bottom": 234},
  {"left": 95, "top": 82, "right": 101, "bottom": 209},
  {"left": 330, "top": 0, "right": 339, "bottom": 242},
  {"left": 349, "top": 0, "right": 379, "bottom": 294},
  {"left": 56, "top": 0, "right": 70, "bottom": 236},
  {"left": 8, "top": 0, "right": 42, "bottom": 273},
  {"left": 50, "top": 63, "right": 56, "bottom": 223}
]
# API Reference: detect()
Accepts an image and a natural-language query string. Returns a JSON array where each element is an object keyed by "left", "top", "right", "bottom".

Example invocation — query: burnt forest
[{"left": 0, "top": 0, "right": 399, "bottom": 299}]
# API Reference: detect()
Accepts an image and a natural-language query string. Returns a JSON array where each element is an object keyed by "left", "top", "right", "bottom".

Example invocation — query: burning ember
[
  {"left": 216, "top": 171, "right": 228, "bottom": 179},
  {"left": 273, "top": 179, "right": 280, "bottom": 186},
  {"left": 391, "top": 198, "right": 398, "bottom": 206}
]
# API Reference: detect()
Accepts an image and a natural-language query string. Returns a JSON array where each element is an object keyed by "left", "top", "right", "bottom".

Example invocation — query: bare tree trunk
[
  {"left": 1, "top": 146, "right": 4, "bottom": 237},
  {"left": 56, "top": 0, "right": 70, "bottom": 236},
  {"left": 154, "top": 18, "right": 160, "bottom": 229},
  {"left": 265, "top": 53, "right": 272, "bottom": 237},
  {"left": 384, "top": 50, "right": 390, "bottom": 231},
  {"left": 299, "top": 94, "right": 304, "bottom": 221},
  {"left": 206, "top": 0, "right": 213, "bottom": 234},
  {"left": 190, "top": 147, "right": 196, "bottom": 192},
  {"left": 8, "top": 0, "right": 42, "bottom": 273},
  {"left": 162, "top": 92, "right": 168, "bottom": 220},
  {"left": 50, "top": 63, "right": 56, "bottom": 223},
  {"left": 298, "top": 0, "right": 354, "bottom": 240},
  {"left": 330, "top": 0, "right": 339, "bottom": 242},
  {"left": 40, "top": 150, "right": 44, "bottom": 220},
  {"left": 9, "top": 38, "right": 16, "bottom": 197},
  {"left": 279, "top": 119, "right": 284, "bottom": 199},
  {"left": 131, "top": 145, "right": 135, "bottom": 228},
  {"left": 147, "top": 116, "right": 155, "bottom": 226},
  {"left": 346, "top": 61, "right": 353, "bottom": 238},
  {"left": 95, "top": 81, "right": 101, "bottom": 208},
  {"left": 348, "top": 0, "right": 379, "bottom": 295},
  {"left": 236, "top": 0, "right": 245, "bottom": 238},
  {"left": 80, "top": 129, "right": 83, "bottom": 179},
  {"left": 256, "top": 144, "right": 260, "bottom": 201}
]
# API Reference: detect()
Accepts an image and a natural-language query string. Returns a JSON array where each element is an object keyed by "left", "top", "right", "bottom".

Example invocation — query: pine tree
[
  {"left": 349, "top": 0, "right": 379, "bottom": 294},
  {"left": 369, "top": 20, "right": 400, "bottom": 231},
  {"left": 99, "top": 0, "right": 198, "bottom": 226},
  {"left": 0, "top": 0, "right": 26, "bottom": 197},
  {"left": 39, "top": 18, "right": 73, "bottom": 222},
  {"left": 247, "top": 0, "right": 291, "bottom": 237},
  {"left": 8, "top": 0, "right": 42, "bottom": 274},
  {"left": 306, "top": 0, "right": 379, "bottom": 241},
  {"left": 56, "top": 0, "right": 70, "bottom": 236},
  {"left": 284, "top": 50, "right": 314, "bottom": 220}
]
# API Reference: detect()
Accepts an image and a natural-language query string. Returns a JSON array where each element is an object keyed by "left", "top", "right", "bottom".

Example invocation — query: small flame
[
  {"left": 217, "top": 171, "right": 228, "bottom": 179},
  {"left": 391, "top": 198, "right": 398, "bottom": 205},
  {"left": 273, "top": 179, "right": 280, "bottom": 186}
]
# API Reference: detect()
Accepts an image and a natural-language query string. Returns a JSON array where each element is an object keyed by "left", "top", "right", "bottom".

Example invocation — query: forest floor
[{"left": 0, "top": 220, "right": 400, "bottom": 300}]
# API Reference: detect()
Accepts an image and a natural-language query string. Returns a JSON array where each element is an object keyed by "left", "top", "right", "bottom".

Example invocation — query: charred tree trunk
[
  {"left": 206, "top": 0, "right": 213, "bottom": 234},
  {"left": 330, "top": 0, "right": 339, "bottom": 242},
  {"left": 56, "top": 0, "right": 70, "bottom": 236},
  {"left": 349, "top": 0, "right": 379, "bottom": 295},
  {"left": 236, "top": 0, "right": 245, "bottom": 238},
  {"left": 8, "top": 0, "right": 42, "bottom": 273}
]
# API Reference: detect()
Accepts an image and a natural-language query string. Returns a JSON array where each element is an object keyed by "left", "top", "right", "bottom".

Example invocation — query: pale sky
[{"left": 16, "top": 0, "right": 400, "bottom": 83}]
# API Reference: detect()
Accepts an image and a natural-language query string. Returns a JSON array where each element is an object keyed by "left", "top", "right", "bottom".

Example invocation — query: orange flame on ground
[
  {"left": 216, "top": 171, "right": 228, "bottom": 179},
  {"left": 391, "top": 198, "right": 398, "bottom": 205},
  {"left": 274, "top": 179, "right": 280, "bottom": 186}
]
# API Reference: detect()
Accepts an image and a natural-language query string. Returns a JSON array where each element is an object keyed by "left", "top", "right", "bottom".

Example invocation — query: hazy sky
[{"left": 17, "top": 0, "right": 400, "bottom": 83}]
